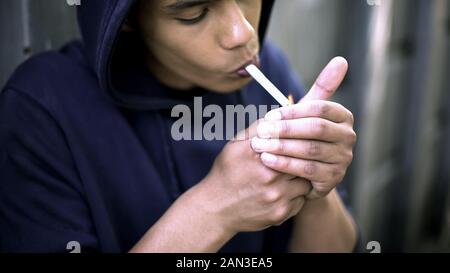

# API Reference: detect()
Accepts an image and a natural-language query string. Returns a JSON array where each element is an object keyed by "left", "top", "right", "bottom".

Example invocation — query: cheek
[
  {"left": 155, "top": 26, "right": 220, "bottom": 69},
  {"left": 175, "top": 47, "right": 229, "bottom": 77}
]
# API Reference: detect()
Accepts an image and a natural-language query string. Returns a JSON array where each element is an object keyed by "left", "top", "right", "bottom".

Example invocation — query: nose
[{"left": 217, "top": 1, "right": 256, "bottom": 50}]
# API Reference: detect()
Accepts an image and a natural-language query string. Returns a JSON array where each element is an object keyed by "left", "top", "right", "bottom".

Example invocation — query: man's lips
[{"left": 235, "top": 55, "right": 261, "bottom": 78}]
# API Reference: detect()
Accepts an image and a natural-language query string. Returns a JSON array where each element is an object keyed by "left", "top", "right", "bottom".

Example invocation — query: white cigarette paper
[{"left": 245, "top": 64, "right": 290, "bottom": 107}]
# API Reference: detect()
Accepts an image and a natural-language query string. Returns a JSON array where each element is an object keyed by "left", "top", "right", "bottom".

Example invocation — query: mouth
[{"left": 234, "top": 55, "right": 261, "bottom": 78}]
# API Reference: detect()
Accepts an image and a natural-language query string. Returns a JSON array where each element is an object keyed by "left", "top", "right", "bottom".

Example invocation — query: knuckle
[
  {"left": 345, "top": 150, "right": 354, "bottom": 164},
  {"left": 272, "top": 204, "right": 291, "bottom": 223},
  {"left": 310, "top": 119, "right": 327, "bottom": 137},
  {"left": 285, "top": 106, "right": 297, "bottom": 119},
  {"left": 264, "top": 188, "right": 282, "bottom": 203},
  {"left": 307, "top": 141, "right": 322, "bottom": 157},
  {"left": 310, "top": 101, "right": 330, "bottom": 116},
  {"left": 276, "top": 156, "right": 289, "bottom": 169},
  {"left": 279, "top": 120, "right": 290, "bottom": 136},
  {"left": 347, "top": 110, "right": 355, "bottom": 124},
  {"left": 348, "top": 130, "right": 357, "bottom": 145},
  {"left": 330, "top": 166, "right": 346, "bottom": 183},
  {"left": 275, "top": 139, "right": 285, "bottom": 153},
  {"left": 304, "top": 161, "right": 317, "bottom": 177},
  {"left": 259, "top": 168, "right": 278, "bottom": 184}
]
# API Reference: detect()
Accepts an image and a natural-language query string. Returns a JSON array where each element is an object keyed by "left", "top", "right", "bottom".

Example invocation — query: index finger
[{"left": 265, "top": 100, "right": 353, "bottom": 124}]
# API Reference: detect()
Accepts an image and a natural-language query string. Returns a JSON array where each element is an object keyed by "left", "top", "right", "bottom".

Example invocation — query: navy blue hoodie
[{"left": 0, "top": 0, "right": 308, "bottom": 252}]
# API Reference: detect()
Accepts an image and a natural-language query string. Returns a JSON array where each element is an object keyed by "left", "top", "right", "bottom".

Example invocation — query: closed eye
[{"left": 176, "top": 8, "right": 209, "bottom": 25}]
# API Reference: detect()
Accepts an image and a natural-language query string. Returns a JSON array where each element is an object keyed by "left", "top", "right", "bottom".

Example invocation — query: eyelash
[{"left": 176, "top": 8, "right": 209, "bottom": 25}]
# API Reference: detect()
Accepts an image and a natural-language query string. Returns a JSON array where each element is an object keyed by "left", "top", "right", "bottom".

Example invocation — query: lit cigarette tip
[{"left": 245, "top": 64, "right": 291, "bottom": 107}]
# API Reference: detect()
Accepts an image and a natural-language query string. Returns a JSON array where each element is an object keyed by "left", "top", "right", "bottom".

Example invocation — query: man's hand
[{"left": 251, "top": 57, "right": 356, "bottom": 199}]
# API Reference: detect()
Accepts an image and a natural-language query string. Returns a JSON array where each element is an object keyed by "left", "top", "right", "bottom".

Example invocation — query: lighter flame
[{"left": 288, "top": 94, "right": 294, "bottom": 105}]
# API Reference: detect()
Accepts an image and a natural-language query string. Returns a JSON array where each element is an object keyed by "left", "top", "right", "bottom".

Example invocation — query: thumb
[{"left": 300, "top": 56, "right": 349, "bottom": 102}]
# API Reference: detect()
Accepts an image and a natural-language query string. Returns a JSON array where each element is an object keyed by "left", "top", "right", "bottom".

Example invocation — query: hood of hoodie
[{"left": 77, "top": 0, "right": 275, "bottom": 110}]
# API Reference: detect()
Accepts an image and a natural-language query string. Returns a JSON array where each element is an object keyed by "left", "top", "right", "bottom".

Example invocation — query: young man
[{"left": 0, "top": 0, "right": 358, "bottom": 252}]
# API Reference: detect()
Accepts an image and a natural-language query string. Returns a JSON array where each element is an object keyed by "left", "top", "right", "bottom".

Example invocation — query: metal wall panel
[
  {"left": 0, "top": 0, "right": 79, "bottom": 88},
  {"left": 270, "top": 0, "right": 450, "bottom": 252}
]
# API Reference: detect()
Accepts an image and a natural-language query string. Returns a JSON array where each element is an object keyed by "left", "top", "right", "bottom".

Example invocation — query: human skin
[
  {"left": 134, "top": 0, "right": 262, "bottom": 92},
  {"left": 129, "top": 0, "right": 357, "bottom": 253}
]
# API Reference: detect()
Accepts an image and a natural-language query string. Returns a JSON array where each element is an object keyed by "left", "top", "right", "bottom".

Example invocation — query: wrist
[
  {"left": 290, "top": 190, "right": 358, "bottom": 252},
  {"left": 297, "top": 190, "right": 339, "bottom": 221},
  {"left": 186, "top": 180, "right": 237, "bottom": 249},
  {"left": 130, "top": 180, "right": 236, "bottom": 253}
]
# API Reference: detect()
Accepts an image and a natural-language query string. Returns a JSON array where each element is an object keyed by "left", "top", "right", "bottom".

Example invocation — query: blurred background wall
[
  {"left": 0, "top": 0, "right": 449, "bottom": 252},
  {"left": 0, "top": 0, "right": 79, "bottom": 87},
  {"left": 268, "top": 0, "right": 450, "bottom": 252}
]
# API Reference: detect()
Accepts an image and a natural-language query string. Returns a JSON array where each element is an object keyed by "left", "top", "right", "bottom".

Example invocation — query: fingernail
[
  {"left": 265, "top": 111, "right": 282, "bottom": 121},
  {"left": 261, "top": 153, "right": 278, "bottom": 165},
  {"left": 257, "top": 122, "right": 276, "bottom": 138}
]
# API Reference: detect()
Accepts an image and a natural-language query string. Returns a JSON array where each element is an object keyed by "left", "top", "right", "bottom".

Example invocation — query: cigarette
[{"left": 245, "top": 64, "right": 291, "bottom": 107}]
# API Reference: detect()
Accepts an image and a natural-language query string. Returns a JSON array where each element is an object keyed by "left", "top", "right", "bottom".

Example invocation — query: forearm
[
  {"left": 130, "top": 183, "right": 235, "bottom": 253},
  {"left": 289, "top": 190, "right": 357, "bottom": 253}
]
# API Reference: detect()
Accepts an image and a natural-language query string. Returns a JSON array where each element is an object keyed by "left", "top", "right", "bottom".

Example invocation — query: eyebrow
[{"left": 164, "top": 0, "right": 211, "bottom": 12}]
